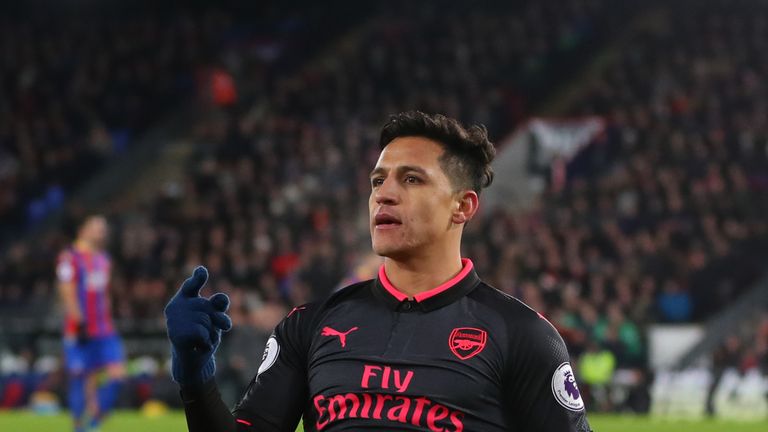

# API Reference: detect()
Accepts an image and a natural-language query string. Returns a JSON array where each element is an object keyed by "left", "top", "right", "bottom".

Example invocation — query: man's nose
[{"left": 374, "top": 177, "right": 399, "bottom": 205}]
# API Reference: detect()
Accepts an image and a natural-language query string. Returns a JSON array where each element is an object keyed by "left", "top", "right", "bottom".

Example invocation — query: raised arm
[
  {"left": 165, "top": 266, "right": 236, "bottom": 431},
  {"left": 165, "top": 267, "right": 310, "bottom": 432}
]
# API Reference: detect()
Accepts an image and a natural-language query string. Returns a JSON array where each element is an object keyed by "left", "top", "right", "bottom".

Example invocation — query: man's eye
[
  {"left": 405, "top": 175, "right": 420, "bottom": 184},
  {"left": 371, "top": 178, "right": 384, "bottom": 187}
]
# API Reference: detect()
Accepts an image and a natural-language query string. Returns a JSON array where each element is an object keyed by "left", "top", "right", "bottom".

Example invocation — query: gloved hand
[
  {"left": 75, "top": 321, "right": 90, "bottom": 345},
  {"left": 165, "top": 266, "right": 232, "bottom": 387}
]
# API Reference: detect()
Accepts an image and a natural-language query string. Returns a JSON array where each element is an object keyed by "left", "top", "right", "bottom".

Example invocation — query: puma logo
[{"left": 321, "top": 326, "right": 359, "bottom": 347}]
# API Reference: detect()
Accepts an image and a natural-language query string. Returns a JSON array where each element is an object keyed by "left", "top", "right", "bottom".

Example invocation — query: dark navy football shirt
[{"left": 182, "top": 259, "right": 592, "bottom": 432}]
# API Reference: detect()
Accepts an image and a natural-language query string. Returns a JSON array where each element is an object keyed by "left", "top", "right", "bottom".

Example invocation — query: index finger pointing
[{"left": 179, "top": 266, "right": 209, "bottom": 298}]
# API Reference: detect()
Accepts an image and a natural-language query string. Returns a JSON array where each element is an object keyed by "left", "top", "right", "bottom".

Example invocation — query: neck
[{"left": 383, "top": 249, "right": 463, "bottom": 299}]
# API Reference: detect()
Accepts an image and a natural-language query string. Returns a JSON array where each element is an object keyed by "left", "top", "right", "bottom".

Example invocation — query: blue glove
[{"left": 165, "top": 266, "right": 232, "bottom": 387}]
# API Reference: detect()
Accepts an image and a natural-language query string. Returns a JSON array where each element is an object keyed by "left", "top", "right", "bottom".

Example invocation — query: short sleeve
[{"left": 57, "top": 252, "right": 76, "bottom": 283}]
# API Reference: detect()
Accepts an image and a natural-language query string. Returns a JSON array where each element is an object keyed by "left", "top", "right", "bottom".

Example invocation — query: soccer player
[
  {"left": 165, "top": 111, "right": 593, "bottom": 431},
  {"left": 58, "top": 215, "right": 126, "bottom": 432}
]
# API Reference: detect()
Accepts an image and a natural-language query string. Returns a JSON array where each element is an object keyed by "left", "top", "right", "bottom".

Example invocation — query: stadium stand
[
  {"left": 465, "top": 0, "right": 768, "bottom": 367},
  {"left": 0, "top": 0, "right": 372, "bottom": 408},
  {"left": 0, "top": 1, "right": 364, "bottom": 240},
  {"left": 1, "top": 0, "right": 767, "bottom": 417},
  {"left": 0, "top": 0, "right": 617, "bottom": 325},
  {"left": 489, "top": 0, "right": 768, "bottom": 409},
  {"left": 1, "top": 0, "right": 624, "bottom": 409},
  {"left": 0, "top": 8, "right": 211, "bottom": 234}
]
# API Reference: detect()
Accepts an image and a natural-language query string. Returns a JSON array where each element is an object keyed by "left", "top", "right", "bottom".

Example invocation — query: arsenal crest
[{"left": 449, "top": 327, "right": 487, "bottom": 360}]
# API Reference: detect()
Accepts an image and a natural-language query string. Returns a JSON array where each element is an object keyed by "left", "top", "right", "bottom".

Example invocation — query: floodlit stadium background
[{"left": 1, "top": 0, "right": 768, "bottom": 430}]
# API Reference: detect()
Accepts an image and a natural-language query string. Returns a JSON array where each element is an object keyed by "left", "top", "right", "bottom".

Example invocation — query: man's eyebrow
[
  {"left": 370, "top": 167, "right": 387, "bottom": 178},
  {"left": 398, "top": 165, "right": 428, "bottom": 176},
  {"left": 369, "top": 165, "right": 429, "bottom": 178}
]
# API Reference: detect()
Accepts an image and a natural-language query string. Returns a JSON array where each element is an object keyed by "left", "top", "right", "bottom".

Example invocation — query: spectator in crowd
[
  {"left": 706, "top": 335, "right": 745, "bottom": 416},
  {"left": 657, "top": 280, "right": 693, "bottom": 322},
  {"left": 578, "top": 340, "right": 616, "bottom": 412}
]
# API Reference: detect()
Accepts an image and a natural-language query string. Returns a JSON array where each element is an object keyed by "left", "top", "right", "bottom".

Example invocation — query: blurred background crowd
[{"left": 1, "top": 0, "right": 767, "bottom": 417}]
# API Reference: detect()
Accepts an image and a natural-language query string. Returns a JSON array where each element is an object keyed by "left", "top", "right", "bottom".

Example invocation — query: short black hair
[{"left": 379, "top": 111, "right": 495, "bottom": 194}]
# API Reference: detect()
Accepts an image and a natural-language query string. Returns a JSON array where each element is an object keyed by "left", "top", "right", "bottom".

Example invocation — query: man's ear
[{"left": 452, "top": 190, "right": 479, "bottom": 225}]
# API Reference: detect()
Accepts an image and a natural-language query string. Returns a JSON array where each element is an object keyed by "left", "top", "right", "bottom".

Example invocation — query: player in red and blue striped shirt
[{"left": 57, "top": 215, "right": 125, "bottom": 432}]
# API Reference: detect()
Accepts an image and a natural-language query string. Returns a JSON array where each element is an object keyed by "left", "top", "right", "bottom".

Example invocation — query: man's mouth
[{"left": 374, "top": 212, "right": 402, "bottom": 229}]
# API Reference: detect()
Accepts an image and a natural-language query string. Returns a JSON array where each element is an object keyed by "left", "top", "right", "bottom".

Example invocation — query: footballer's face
[
  {"left": 81, "top": 216, "right": 109, "bottom": 250},
  {"left": 369, "top": 137, "right": 468, "bottom": 259}
]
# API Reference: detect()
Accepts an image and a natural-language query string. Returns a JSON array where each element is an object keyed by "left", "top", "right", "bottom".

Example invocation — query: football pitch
[{"left": 1, "top": 411, "right": 767, "bottom": 431}]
